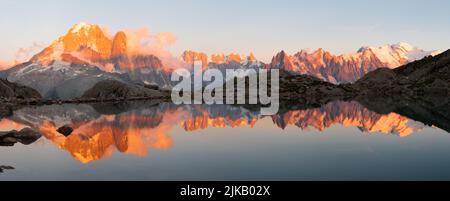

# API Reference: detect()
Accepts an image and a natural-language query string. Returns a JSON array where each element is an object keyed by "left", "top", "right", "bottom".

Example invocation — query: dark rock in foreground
[
  {"left": 278, "top": 69, "right": 353, "bottom": 102},
  {"left": 0, "top": 165, "right": 14, "bottom": 173},
  {"left": 222, "top": 69, "right": 353, "bottom": 105},
  {"left": 57, "top": 125, "right": 73, "bottom": 136},
  {"left": 0, "top": 104, "right": 13, "bottom": 118},
  {"left": 0, "top": 128, "right": 42, "bottom": 146}
]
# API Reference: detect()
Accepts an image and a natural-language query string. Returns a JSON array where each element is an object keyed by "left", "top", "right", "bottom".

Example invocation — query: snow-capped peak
[
  {"left": 30, "top": 22, "right": 114, "bottom": 67},
  {"left": 356, "top": 42, "right": 439, "bottom": 67},
  {"left": 70, "top": 22, "right": 96, "bottom": 33},
  {"left": 392, "top": 42, "right": 415, "bottom": 51}
]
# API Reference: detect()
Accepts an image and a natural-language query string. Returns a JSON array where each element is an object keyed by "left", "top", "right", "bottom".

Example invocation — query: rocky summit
[{"left": 30, "top": 23, "right": 164, "bottom": 71}]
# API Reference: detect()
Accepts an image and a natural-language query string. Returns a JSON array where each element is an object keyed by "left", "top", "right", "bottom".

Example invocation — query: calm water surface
[{"left": 0, "top": 101, "right": 449, "bottom": 180}]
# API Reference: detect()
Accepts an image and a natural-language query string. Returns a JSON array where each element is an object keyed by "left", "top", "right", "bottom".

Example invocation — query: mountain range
[
  {"left": 0, "top": 22, "right": 444, "bottom": 100},
  {"left": 182, "top": 43, "right": 440, "bottom": 84},
  {"left": 0, "top": 23, "right": 172, "bottom": 99},
  {"left": 268, "top": 42, "right": 440, "bottom": 83}
]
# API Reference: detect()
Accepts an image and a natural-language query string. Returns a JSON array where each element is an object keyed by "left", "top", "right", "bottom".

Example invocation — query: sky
[{"left": 1, "top": 0, "right": 450, "bottom": 64}]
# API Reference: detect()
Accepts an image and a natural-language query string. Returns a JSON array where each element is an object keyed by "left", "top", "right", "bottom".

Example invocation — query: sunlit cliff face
[
  {"left": 29, "top": 23, "right": 176, "bottom": 72},
  {"left": 1, "top": 102, "right": 428, "bottom": 163},
  {"left": 181, "top": 51, "right": 258, "bottom": 70},
  {"left": 31, "top": 23, "right": 112, "bottom": 65},
  {"left": 181, "top": 51, "right": 209, "bottom": 70}
]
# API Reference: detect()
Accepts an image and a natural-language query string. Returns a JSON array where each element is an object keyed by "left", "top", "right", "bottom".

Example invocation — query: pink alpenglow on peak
[
  {"left": 181, "top": 50, "right": 260, "bottom": 69},
  {"left": 268, "top": 42, "right": 440, "bottom": 83},
  {"left": 29, "top": 22, "right": 180, "bottom": 72}
]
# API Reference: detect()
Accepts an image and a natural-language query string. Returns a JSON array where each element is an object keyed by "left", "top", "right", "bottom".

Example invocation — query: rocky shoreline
[
  {"left": 0, "top": 96, "right": 172, "bottom": 118},
  {"left": 0, "top": 95, "right": 171, "bottom": 105}
]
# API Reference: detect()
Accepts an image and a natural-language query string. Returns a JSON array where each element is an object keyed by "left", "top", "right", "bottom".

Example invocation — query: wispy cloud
[
  {"left": 0, "top": 42, "right": 46, "bottom": 70},
  {"left": 124, "top": 28, "right": 184, "bottom": 69},
  {"left": 14, "top": 42, "right": 46, "bottom": 64}
]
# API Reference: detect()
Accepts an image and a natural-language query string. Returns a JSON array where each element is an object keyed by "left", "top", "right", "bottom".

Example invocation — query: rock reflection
[{"left": 0, "top": 165, "right": 14, "bottom": 174}]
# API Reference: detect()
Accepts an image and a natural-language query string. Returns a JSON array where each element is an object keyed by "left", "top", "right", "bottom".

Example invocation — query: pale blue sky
[{"left": 1, "top": 0, "right": 450, "bottom": 63}]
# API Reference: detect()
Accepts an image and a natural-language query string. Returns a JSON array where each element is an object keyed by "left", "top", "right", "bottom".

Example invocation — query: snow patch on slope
[
  {"left": 70, "top": 22, "right": 94, "bottom": 34},
  {"left": 358, "top": 42, "right": 440, "bottom": 68}
]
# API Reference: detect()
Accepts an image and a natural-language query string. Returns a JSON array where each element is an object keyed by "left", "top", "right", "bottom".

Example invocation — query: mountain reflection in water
[{"left": 0, "top": 100, "right": 448, "bottom": 164}]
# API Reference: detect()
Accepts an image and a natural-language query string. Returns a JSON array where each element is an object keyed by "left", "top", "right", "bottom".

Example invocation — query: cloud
[
  {"left": 124, "top": 28, "right": 186, "bottom": 70},
  {"left": 14, "top": 42, "right": 46, "bottom": 64},
  {"left": 0, "top": 42, "right": 45, "bottom": 70},
  {"left": 0, "top": 59, "right": 13, "bottom": 71}
]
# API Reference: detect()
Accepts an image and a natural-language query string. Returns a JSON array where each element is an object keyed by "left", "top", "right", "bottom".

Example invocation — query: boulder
[
  {"left": 57, "top": 125, "right": 74, "bottom": 136},
  {"left": 0, "top": 128, "right": 42, "bottom": 146}
]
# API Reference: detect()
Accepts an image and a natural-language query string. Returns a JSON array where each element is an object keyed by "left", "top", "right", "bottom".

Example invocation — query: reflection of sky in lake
[{"left": 0, "top": 101, "right": 449, "bottom": 180}]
